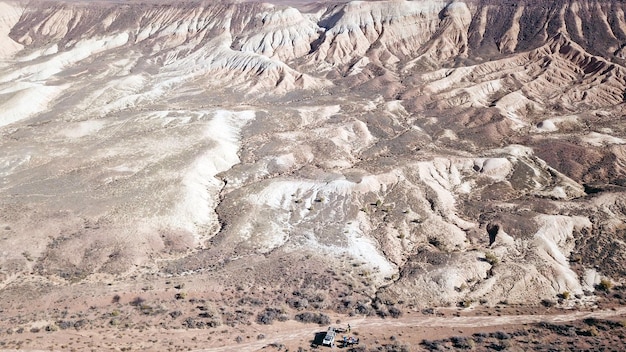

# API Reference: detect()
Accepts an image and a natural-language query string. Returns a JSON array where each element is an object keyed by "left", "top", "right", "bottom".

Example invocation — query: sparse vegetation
[
  {"left": 388, "top": 306, "right": 402, "bottom": 318},
  {"left": 129, "top": 297, "right": 145, "bottom": 307},
  {"left": 484, "top": 252, "right": 499, "bottom": 266},
  {"left": 598, "top": 278, "right": 613, "bottom": 292},
  {"left": 45, "top": 324, "right": 59, "bottom": 332},
  {"left": 458, "top": 299, "right": 474, "bottom": 308},
  {"left": 169, "top": 310, "right": 182, "bottom": 319},
  {"left": 294, "top": 312, "right": 330, "bottom": 325},
  {"left": 256, "top": 307, "right": 288, "bottom": 325},
  {"left": 451, "top": 336, "right": 475, "bottom": 349}
]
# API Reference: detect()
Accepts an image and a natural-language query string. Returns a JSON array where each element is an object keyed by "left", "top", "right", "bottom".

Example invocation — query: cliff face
[
  {"left": 468, "top": 0, "right": 626, "bottom": 59},
  {"left": 0, "top": 0, "right": 625, "bottom": 316}
]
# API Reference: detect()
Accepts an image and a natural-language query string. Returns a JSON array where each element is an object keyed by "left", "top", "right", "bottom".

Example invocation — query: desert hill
[{"left": 0, "top": 0, "right": 625, "bottom": 348}]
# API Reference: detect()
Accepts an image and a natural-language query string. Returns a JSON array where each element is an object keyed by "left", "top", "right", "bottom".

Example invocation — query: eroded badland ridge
[{"left": 1, "top": 0, "right": 626, "bottom": 350}]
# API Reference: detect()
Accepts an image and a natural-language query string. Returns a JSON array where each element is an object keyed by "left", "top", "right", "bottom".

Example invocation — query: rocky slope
[{"left": 0, "top": 0, "right": 625, "bottom": 329}]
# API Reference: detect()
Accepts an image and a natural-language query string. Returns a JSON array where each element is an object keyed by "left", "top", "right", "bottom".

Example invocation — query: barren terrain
[{"left": 1, "top": 0, "right": 626, "bottom": 350}]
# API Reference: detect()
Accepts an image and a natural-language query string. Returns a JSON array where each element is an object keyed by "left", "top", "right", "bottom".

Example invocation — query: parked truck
[{"left": 322, "top": 327, "right": 336, "bottom": 347}]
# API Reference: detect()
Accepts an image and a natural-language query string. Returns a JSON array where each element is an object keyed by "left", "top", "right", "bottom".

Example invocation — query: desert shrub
[
  {"left": 376, "top": 305, "right": 389, "bottom": 318},
  {"left": 56, "top": 321, "right": 72, "bottom": 330},
  {"left": 583, "top": 326, "right": 600, "bottom": 336},
  {"left": 45, "top": 324, "right": 59, "bottom": 332},
  {"left": 139, "top": 304, "right": 154, "bottom": 315},
  {"left": 239, "top": 296, "right": 264, "bottom": 306},
  {"left": 493, "top": 341, "right": 512, "bottom": 350},
  {"left": 382, "top": 343, "right": 411, "bottom": 352},
  {"left": 458, "top": 299, "right": 473, "bottom": 308},
  {"left": 540, "top": 322, "right": 575, "bottom": 336},
  {"left": 561, "top": 291, "right": 570, "bottom": 299},
  {"left": 598, "top": 278, "right": 613, "bottom": 292},
  {"left": 484, "top": 252, "right": 499, "bottom": 265},
  {"left": 130, "top": 297, "right": 145, "bottom": 306},
  {"left": 294, "top": 312, "right": 330, "bottom": 325},
  {"left": 541, "top": 299, "right": 555, "bottom": 307},
  {"left": 291, "top": 289, "right": 327, "bottom": 309},
  {"left": 222, "top": 309, "right": 253, "bottom": 327},
  {"left": 183, "top": 317, "right": 196, "bottom": 328},
  {"left": 451, "top": 336, "right": 475, "bottom": 349},
  {"left": 388, "top": 306, "right": 402, "bottom": 318},
  {"left": 73, "top": 319, "right": 87, "bottom": 330},
  {"left": 287, "top": 297, "right": 309, "bottom": 310},
  {"left": 346, "top": 347, "right": 366, "bottom": 352},
  {"left": 354, "top": 302, "right": 371, "bottom": 316},
  {"left": 583, "top": 318, "right": 599, "bottom": 326},
  {"left": 492, "top": 331, "right": 511, "bottom": 340},
  {"left": 422, "top": 308, "right": 435, "bottom": 315},
  {"left": 198, "top": 312, "right": 214, "bottom": 319},
  {"left": 256, "top": 307, "right": 288, "bottom": 325},
  {"left": 169, "top": 310, "right": 182, "bottom": 319},
  {"left": 184, "top": 317, "right": 219, "bottom": 329}
]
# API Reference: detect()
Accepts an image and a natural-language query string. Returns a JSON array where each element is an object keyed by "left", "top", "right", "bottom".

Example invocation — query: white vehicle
[{"left": 322, "top": 327, "right": 336, "bottom": 346}]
